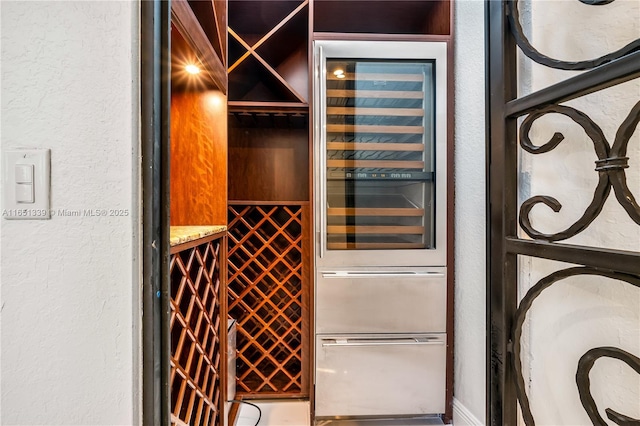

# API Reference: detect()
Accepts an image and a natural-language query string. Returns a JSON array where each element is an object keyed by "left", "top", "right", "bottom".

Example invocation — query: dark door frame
[
  {"left": 141, "top": 1, "right": 172, "bottom": 425},
  {"left": 486, "top": 1, "right": 640, "bottom": 425}
]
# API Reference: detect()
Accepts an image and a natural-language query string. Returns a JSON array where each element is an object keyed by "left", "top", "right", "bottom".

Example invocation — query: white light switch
[
  {"left": 2, "top": 149, "right": 51, "bottom": 220},
  {"left": 15, "top": 164, "right": 34, "bottom": 183},
  {"left": 16, "top": 183, "right": 35, "bottom": 203}
]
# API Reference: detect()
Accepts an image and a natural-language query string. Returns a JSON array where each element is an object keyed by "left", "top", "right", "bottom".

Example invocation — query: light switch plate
[{"left": 2, "top": 149, "right": 51, "bottom": 219}]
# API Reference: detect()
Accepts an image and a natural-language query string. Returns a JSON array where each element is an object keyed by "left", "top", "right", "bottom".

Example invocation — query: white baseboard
[{"left": 452, "top": 398, "right": 484, "bottom": 426}]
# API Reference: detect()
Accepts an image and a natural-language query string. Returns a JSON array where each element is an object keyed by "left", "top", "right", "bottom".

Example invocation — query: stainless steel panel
[
  {"left": 316, "top": 268, "right": 446, "bottom": 334},
  {"left": 315, "top": 417, "right": 445, "bottom": 426},
  {"left": 316, "top": 44, "right": 327, "bottom": 259},
  {"left": 315, "top": 334, "right": 446, "bottom": 418},
  {"left": 314, "top": 415, "right": 444, "bottom": 426}
]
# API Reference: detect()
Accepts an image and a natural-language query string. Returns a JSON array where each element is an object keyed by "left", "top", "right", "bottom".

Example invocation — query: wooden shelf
[
  {"left": 327, "top": 207, "right": 424, "bottom": 217},
  {"left": 327, "top": 242, "right": 425, "bottom": 250},
  {"left": 327, "top": 142, "right": 424, "bottom": 152},
  {"left": 326, "top": 159, "right": 425, "bottom": 169},
  {"left": 229, "top": 101, "right": 309, "bottom": 114},
  {"left": 327, "top": 225, "right": 425, "bottom": 235},
  {"left": 327, "top": 89, "right": 424, "bottom": 100},
  {"left": 326, "top": 228, "right": 428, "bottom": 250},
  {"left": 325, "top": 192, "right": 429, "bottom": 248},
  {"left": 228, "top": 0, "right": 309, "bottom": 103},
  {"left": 326, "top": 124, "right": 425, "bottom": 134},
  {"left": 313, "top": 0, "right": 451, "bottom": 35},
  {"left": 327, "top": 107, "right": 424, "bottom": 117},
  {"left": 327, "top": 72, "right": 425, "bottom": 82}
]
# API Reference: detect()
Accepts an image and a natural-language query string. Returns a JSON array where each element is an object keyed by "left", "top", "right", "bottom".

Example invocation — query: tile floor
[
  {"left": 236, "top": 401, "right": 310, "bottom": 426},
  {"left": 235, "top": 400, "right": 446, "bottom": 426}
]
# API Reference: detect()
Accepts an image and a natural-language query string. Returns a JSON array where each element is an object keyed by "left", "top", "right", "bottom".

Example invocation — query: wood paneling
[
  {"left": 171, "top": 91, "right": 228, "bottom": 225},
  {"left": 228, "top": 127, "right": 309, "bottom": 202},
  {"left": 313, "top": 0, "right": 450, "bottom": 35},
  {"left": 172, "top": 1, "right": 227, "bottom": 94}
]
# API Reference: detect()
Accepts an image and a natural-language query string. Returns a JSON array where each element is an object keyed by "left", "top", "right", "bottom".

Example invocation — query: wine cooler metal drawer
[
  {"left": 316, "top": 268, "right": 447, "bottom": 334},
  {"left": 315, "top": 334, "right": 446, "bottom": 418}
]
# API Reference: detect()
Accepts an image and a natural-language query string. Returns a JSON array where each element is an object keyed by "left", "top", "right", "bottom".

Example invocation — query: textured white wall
[
  {"left": 452, "top": 2, "right": 640, "bottom": 425},
  {"left": 0, "top": 1, "right": 140, "bottom": 425},
  {"left": 519, "top": 1, "right": 640, "bottom": 425},
  {"left": 453, "top": 0, "right": 486, "bottom": 424}
]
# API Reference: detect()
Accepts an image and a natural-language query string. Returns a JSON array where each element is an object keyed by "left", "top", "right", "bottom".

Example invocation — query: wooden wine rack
[
  {"left": 170, "top": 235, "right": 225, "bottom": 426},
  {"left": 227, "top": 204, "right": 305, "bottom": 397}
]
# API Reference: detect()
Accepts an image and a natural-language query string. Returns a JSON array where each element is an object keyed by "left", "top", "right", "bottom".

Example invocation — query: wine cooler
[
  {"left": 314, "top": 40, "right": 448, "bottom": 420},
  {"left": 314, "top": 40, "right": 448, "bottom": 269}
]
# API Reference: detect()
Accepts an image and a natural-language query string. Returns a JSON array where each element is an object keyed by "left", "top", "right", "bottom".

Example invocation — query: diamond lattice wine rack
[
  {"left": 227, "top": 204, "right": 304, "bottom": 397},
  {"left": 170, "top": 237, "right": 224, "bottom": 426}
]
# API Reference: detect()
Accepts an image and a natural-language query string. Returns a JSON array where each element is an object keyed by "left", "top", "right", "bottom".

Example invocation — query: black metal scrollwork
[
  {"left": 578, "top": 0, "right": 615, "bottom": 5},
  {"left": 512, "top": 267, "right": 640, "bottom": 426},
  {"left": 519, "top": 101, "right": 640, "bottom": 241},
  {"left": 507, "top": 0, "right": 640, "bottom": 70},
  {"left": 576, "top": 347, "right": 640, "bottom": 426}
]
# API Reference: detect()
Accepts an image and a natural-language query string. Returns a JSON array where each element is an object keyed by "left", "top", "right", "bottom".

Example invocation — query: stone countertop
[{"left": 170, "top": 225, "right": 227, "bottom": 247}]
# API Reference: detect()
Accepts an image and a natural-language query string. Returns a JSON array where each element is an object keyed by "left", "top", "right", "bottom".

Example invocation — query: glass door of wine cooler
[{"left": 315, "top": 41, "right": 448, "bottom": 268}]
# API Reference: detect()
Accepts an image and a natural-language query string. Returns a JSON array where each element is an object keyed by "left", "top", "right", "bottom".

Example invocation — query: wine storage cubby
[
  {"left": 314, "top": 0, "right": 451, "bottom": 35},
  {"left": 228, "top": 0, "right": 308, "bottom": 103},
  {"left": 227, "top": 204, "right": 305, "bottom": 397},
  {"left": 170, "top": 236, "right": 224, "bottom": 426},
  {"left": 227, "top": 113, "right": 309, "bottom": 203}
]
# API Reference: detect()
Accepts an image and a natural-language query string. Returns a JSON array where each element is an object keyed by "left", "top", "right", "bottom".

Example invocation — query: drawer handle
[
  {"left": 321, "top": 272, "right": 444, "bottom": 279},
  {"left": 322, "top": 338, "right": 444, "bottom": 347}
]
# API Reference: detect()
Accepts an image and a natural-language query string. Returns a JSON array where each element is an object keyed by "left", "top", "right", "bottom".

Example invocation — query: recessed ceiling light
[
  {"left": 185, "top": 64, "right": 201, "bottom": 75},
  {"left": 333, "top": 69, "right": 345, "bottom": 76},
  {"left": 336, "top": 74, "right": 346, "bottom": 79}
]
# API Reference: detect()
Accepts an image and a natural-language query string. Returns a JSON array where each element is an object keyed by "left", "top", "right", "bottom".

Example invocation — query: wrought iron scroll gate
[{"left": 487, "top": 1, "right": 640, "bottom": 425}]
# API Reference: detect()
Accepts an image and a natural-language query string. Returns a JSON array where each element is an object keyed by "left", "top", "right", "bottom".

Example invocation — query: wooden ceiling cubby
[
  {"left": 186, "top": 0, "right": 227, "bottom": 67},
  {"left": 171, "top": 0, "right": 227, "bottom": 93},
  {"left": 228, "top": 0, "right": 309, "bottom": 104},
  {"left": 313, "top": 0, "right": 451, "bottom": 36}
]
